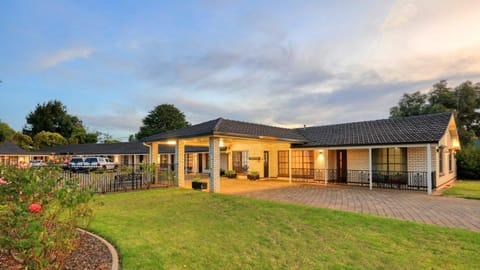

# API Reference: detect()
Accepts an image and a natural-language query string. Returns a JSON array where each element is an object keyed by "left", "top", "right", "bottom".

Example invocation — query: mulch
[{"left": 0, "top": 231, "right": 112, "bottom": 270}]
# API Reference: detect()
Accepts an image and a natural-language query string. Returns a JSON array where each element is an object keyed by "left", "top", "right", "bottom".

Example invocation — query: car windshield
[
  {"left": 85, "top": 158, "right": 97, "bottom": 163},
  {"left": 71, "top": 158, "right": 83, "bottom": 162}
]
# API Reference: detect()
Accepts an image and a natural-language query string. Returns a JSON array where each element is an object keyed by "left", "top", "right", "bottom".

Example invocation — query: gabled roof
[
  {"left": 0, "top": 141, "right": 30, "bottom": 155},
  {"left": 294, "top": 112, "right": 453, "bottom": 147},
  {"left": 143, "top": 118, "right": 306, "bottom": 142}
]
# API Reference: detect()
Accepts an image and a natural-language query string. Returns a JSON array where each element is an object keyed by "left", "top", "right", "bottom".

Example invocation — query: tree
[
  {"left": 390, "top": 80, "right": 480, "bottom": 146},
  {"left": 23, "top": 100, "right": 98, "bottom": 144},
  {"left": 389, "top": 91, "right": 429, "bottom": 118},
  {"left": 33, "top": 131, "right": 68, "bottom": 149},
  {"left": 12, "top": 132, "right": 33, "bottom": 150},
  {"left": 134, "top": 104, "right": 189, "bottom": 140},
  {"left": 98, "top": 132, "right": 120, "bottom": 144},
  {"left": 0, "top": 121, "right": 15, "bottom": 142}
]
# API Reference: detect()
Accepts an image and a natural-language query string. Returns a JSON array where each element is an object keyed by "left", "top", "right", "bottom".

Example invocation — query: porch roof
[
  {"left": 294, "top": 112, "right": 453, "bottom": 147},
  {"left": 142, "top": 118, "right": 306, "bottom": 142}
]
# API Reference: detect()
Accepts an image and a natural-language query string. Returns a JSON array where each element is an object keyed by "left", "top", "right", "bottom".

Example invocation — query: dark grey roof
[
  {"left": 0, "top": 141, "right": 30, "bottom": 155},
  {"left": 158, "top": 145, "right": 209, "bottom": 153},
  {"left": 43, "top": 142, "right": 149, "bottom": 155},
  {"left": 294, "top": 112, "right": 453, "bottom": 147},
  {"left": 143, "top": 118, "right": 306, "bottom": 142}
]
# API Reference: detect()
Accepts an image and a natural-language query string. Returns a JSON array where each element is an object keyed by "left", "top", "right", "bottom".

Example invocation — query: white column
[
  {"left": 209, "top": 137, "right": 221, "bottom": 192},
  {"left": 325, "top": 150, "right": 328, "bottom": 186},
  {"left": 175, "top": 140, "right": 185, "bottom": 187},
  {"left": 369, "top": 147, "right": 373, "bottom": 190},
  {"left": 288, "top": 148, "right": 292, "bottom": 183},
  {"left": 427, "top": 144, "right": 432, "bottom": 195}
]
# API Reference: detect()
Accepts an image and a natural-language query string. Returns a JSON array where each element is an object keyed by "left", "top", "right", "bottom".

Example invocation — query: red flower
[{"left": 29, "top": 203, "right": 42, "bottom": 213}]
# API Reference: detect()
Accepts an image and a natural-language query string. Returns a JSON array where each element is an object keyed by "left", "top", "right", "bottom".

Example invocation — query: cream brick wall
[
  {"left": 228, "top": 139, "right": 291, "bottom": 178},
  {"left": 436, "top": 128, "right": 457, "bottom": 187},
  {"left": 347, "top": 149, "right": 369, "bottom": 170}
]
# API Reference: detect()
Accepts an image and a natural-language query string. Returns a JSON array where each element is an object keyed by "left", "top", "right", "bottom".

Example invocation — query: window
[
  {"left": 373, "top": 148, "right": 407, "bottom": 172},
  {"left": 185, "top": 154, "right": 193, "bottom": 172},
  {"left": 278, "top": 150, "right": 314, "bottom": 178},
  {"left": 439, "top": 147, "right": 444, "bottom": 174},
  {"left": 233, "top": 151, "right": 248, "bottom": 173},
  {"left": 278, "top": 151, "right": 289, "bottom": 177}
]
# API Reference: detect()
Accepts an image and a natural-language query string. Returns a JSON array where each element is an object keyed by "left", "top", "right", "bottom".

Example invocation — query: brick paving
[{"left": 219, "top": 179, "right": 480, "bottom": 231}]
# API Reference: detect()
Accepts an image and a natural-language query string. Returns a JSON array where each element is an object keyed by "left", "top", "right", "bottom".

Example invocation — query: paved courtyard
[{"left": 218, "top": 179, "right": 480, "bottom": 232}]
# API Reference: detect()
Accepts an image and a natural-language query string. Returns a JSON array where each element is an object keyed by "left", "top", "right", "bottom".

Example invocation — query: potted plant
[
  {"left": 225, "top": 169, "right": 237, "bottom": 179},
  {"left": 247, "top": 171, "right": 260, "bottom": 181},
  {"left": 191, "top": 176, "right": 207, "bottom": 190}
]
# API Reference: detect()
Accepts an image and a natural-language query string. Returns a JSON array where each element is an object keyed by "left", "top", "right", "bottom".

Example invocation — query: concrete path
[{"left": 220, "top": 180, "right": 480, "bottom": 232}]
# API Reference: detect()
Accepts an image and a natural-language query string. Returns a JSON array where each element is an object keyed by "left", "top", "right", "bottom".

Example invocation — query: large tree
[
  {"left": 33, "top": 131, "right": 68, "bottom": 149},
  {"left": 23, "top": 100, "right": 98, "bottom": 144},
  {"left": 390, "top": 80, "right": 480, "bottom": 146},
  {"left": 0, "top": 120, "right": 15, "bottom": 142},
  {"left": 135, "top": 104, "right": 189, "bottom": 140}
]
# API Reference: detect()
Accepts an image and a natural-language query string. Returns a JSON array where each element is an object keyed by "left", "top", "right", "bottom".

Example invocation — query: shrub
[
  {"left": 247, "top": 171, "right": 260, "bottom": 180},
  {"left": 456, "top": 146, "right": 480, "bottom": 179},
  {"left": 225, "top": 170, "right": 237, "bottom": 178},
  {"left": 0, "top": 165, "right": 94, "bottom": 269}
]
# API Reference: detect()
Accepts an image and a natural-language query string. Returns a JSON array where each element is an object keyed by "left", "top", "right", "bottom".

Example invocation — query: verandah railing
[
  {"left": 290, "top": 169, "right": 436, "bottom": 191},
  {"left": 60, "top": 163, "right": 177, "bottom": 193}
]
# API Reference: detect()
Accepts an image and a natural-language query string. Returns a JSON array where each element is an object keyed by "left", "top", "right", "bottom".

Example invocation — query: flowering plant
[{"left": 0, "top": 164, "right": 94, "bottom": 269}]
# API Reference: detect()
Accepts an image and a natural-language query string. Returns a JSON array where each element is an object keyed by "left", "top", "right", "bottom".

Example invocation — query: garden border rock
[{"left": 77, "top": 228, "right": 120, "bottom": 270}]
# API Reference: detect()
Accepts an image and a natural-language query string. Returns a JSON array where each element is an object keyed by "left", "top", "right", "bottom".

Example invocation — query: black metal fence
[
  {"left": 291, "top": 169, "right": 436, "bottom": 191},
  {"left": 60, "top": 163, "right": 177, "bottom": 193}
]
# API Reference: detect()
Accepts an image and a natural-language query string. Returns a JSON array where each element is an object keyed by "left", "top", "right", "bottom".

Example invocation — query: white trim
[{"left": 292, "top": 143, "right": 436, "bottom": 150}]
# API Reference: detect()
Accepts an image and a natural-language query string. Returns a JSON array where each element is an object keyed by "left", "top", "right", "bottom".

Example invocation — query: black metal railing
[
  {"left": 59, "top": 163, "right": 173, "bottom": 193},
  {"left": 290, "top": 168, "right": 436, "bottom": 191}
]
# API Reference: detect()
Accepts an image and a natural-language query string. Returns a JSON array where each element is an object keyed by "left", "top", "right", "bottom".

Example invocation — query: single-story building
[
  {"left": 0, "top": 141, "right": 31, "bottom": 165},
  {"left": 143, "top": 112, "right": 460, "bottom": 194}
]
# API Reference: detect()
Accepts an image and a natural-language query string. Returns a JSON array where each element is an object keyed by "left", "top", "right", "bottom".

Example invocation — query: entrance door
[
  {"left": 264, "top": 151, "right": 269, "bottom": 178},
  {"left": 336, "top": 150, "right": 347, "bottom": 183}
]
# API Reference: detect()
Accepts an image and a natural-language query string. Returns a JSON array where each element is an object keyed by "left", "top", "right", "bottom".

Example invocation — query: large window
[
  {"left": 233, "top": 151, "right": 249, "bottom": 173},
  {"left": 277, "top": 150, "right": 314, "bottom": 178},
  {"left": 278, "top": 151, "right": 289, "bottom": 177},
  {"left": 373, "top": 148, "right": 407, "bottom": 172}
]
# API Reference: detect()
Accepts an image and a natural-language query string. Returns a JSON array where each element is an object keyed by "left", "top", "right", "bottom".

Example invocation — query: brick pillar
[
  {"left": 427, "top": 143, "right": 432, "bottom": 195},
  {"left": 151, "top": 142, "right": 158, "bottom": 184},
  {"left": 175, "top": 140, "right": 185, "bottom": 187},
  {"left": 209, "top": 137, "right": 220, "bottom": 193}
]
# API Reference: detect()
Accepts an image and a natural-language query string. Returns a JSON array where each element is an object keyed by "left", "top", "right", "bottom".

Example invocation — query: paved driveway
[{"left": 220, "top": 180, "right": 480, "bottom": 231}]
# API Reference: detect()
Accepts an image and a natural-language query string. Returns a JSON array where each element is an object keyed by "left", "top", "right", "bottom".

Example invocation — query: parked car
[
  {"left": 68, "top": 157, "right": 85, "bottom": 171},
  {"left": 83, "top": 157, "right": 117, "bottom": 170},
  {"left": 29, "top": 160, "right": 44, "bottom": 167}
]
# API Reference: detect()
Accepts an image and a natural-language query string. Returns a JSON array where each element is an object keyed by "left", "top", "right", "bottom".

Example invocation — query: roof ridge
[
  {"left": 213, "top": 117, "right": 224, "bottom": 131},
  {"left": 298, "top": 112, "right": 453, "bottom": 131}
]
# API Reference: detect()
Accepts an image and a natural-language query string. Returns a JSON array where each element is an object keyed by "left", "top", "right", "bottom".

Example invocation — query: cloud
[{"left": 38, "top": 47, "right": 94, "bottom": 68}]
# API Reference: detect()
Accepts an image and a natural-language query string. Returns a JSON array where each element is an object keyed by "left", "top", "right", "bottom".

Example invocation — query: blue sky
[{"left": 1, "top": 0, "right": 480, "bottom": 141}]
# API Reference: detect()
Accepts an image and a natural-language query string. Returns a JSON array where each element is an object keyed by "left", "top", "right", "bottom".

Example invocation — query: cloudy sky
[{"left": 1, "top": 0, "right": 480, "bottom": 141}]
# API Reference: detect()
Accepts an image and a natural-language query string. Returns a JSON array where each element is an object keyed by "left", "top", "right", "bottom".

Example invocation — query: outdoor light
[
  {"left": 452, "top": 139, "right": 460, "bottom": 150},
  {"left": 219, "top": 139, "right": 224, "bottom": 147},
  {"left": 167, "top": 140, "right": 176, "bottom": 145}
]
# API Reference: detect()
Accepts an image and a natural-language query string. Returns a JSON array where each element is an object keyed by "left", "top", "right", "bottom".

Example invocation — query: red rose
[{"left": 29, "top": 203, "right": 42, "bottom": 213}]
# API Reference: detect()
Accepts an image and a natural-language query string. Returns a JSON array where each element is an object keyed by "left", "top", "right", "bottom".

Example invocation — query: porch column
[
  {"left": 325, "top": 150, "right": 328, "bottom": 186},
  {"left": 175, "top": 139, "right": 185, "bottom": 187},
  {"left": 209, "top": 137, "right": 221, "bottom": 192},
  {"left": 150, "top": 142, "right": 158, "bottom": 184},
  {"left": 369, "top": 147, "right": 373, "bottom": 190},
  {"left": 427, "top": 144, "right": 432, "bottom": 195},
  {"left": 288, "top": 149, "right": 292, "bottom": 183}
]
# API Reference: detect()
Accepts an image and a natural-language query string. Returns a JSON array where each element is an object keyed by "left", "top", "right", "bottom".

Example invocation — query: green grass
[
  {"left": 443, "top": 180, "right": 480, "bottom": 199},
  {"left": 88, "top": 189, "right": 480, "bottom": 270}
]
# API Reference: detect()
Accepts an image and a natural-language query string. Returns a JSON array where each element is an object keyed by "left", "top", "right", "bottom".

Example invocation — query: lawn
[
  {"left": 88, "top": 189, "right": 480, "bottom": 270},
  {"left": 442, "top": 180, "right": 480, "bottom": 200}
]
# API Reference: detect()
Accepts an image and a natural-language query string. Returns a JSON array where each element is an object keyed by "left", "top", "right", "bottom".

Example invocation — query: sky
[{"left": 1, "top": 0, "right": 480, "bottom": 141}]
